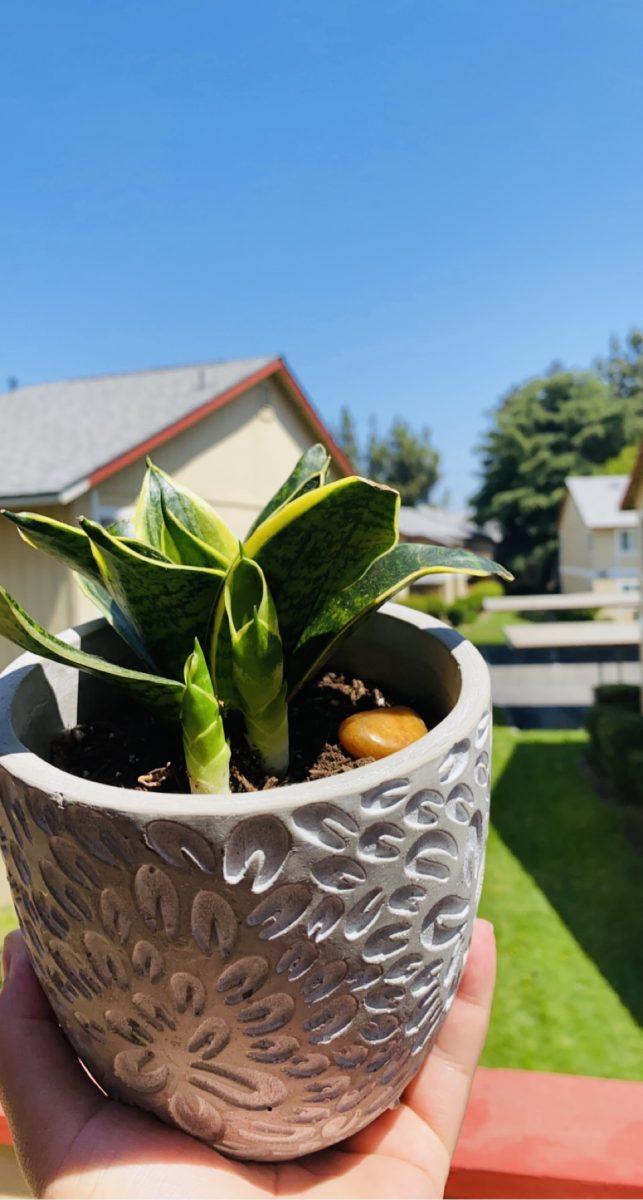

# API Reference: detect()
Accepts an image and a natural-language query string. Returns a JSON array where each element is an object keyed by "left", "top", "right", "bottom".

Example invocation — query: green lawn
[
  {"left": 480, "top": 725, "right": 643, "bottom": 1078},
  {"left": 1, "top": 724, "right": 641, "bottom": 1079},
  {"left": 458, "top": 608, "right": 527, "bottom": 645}
]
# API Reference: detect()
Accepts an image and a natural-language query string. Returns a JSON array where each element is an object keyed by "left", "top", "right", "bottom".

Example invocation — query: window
[{"left": 618, "top": 530, "right": 635, "bottom": 554}]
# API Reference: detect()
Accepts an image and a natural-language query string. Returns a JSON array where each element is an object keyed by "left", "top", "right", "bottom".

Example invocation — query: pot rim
[{"left": 0, "top": 602, "right": 490, "bottom": 818}]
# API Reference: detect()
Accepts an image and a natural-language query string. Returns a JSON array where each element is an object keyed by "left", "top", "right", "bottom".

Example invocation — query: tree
[
  {"left": 597, "top": 328, "right": 643, "bottom": 403},
  {"left": 366, "top": 418, "right": 440, "bottom": 506},
  {"left": 594, "top": 444, "right": 639, "bottom": 475},
  {"left": 472, "top": 368, "right": 643, "bottom": 591},
  {"left": 335, "top": 409, "right": 441, "bottom": 505},
  {"left": 335, "top": 405, "right": 361, "bottom": 469}
]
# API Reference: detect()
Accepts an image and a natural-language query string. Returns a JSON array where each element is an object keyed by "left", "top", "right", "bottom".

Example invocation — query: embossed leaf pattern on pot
[{"left": 0, "top": 712, "right": 491, "bottom": 1161}]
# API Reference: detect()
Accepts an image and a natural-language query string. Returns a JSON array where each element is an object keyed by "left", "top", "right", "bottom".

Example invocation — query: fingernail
[{"left": 478, "top": 917, "right": 495, "bottom": 936}]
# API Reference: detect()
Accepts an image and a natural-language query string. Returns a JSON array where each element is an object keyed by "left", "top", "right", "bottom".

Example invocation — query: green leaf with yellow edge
[
  {"left": 244, "top": 476, "right": 399, "bottom": 657},
  {"left": 160, "top": 495, "right": 230, "bottom": 570},
  {"left": 80, "top": 518, "right": 224, "bottom": 678},
  {"left": 224, "top": 555, "right": 289, "bottom": 775},
  {"left": 288, "top": 542, "right": 514, "bottom": 694},
  {"left": 133, "top": 463, "right": 177, "bottom": 558},
  {"left": 245, "top": 443, "right": 331, "bottom": 537},
  {"left": 135, "top": 460, "right": 237, "bottom": 564},
  {"left": 0, "top": 585, "right": 182, "bottom": 717},
  {"left": 1, "top": 510, "right": 102, "bottom": 583},
  {"left": 182, "top": 638, "right": 230, "bottom": 794},
  {"left": 74, "top": 574, "right": 158, "bottom": 669}
]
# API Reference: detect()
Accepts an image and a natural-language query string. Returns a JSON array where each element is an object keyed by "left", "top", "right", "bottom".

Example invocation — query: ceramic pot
[{"left": 0, "top": 603, "right": 491, "bottom": 1161}]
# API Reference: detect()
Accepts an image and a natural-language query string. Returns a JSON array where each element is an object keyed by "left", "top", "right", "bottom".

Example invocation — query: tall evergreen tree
[
  {"left": 367, "top": 418, "right": 440, "bottom": 506},
  {"left": 472, "top": 368, "right": 643, "bottom": 591},
  {"left": 335, "top": 405, "right": 361, "bottom": 469}
]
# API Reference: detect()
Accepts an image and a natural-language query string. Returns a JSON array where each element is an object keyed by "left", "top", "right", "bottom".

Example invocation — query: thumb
[{"left": 0, "top": 930, "right": 105, "bottom": 1194}]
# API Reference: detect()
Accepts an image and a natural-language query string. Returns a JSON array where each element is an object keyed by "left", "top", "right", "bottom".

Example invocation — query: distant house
[
  {"left": 558, "top": 475, "right": 640, "bottom": 595},
  {"left": 398, "top": 505, "right": 500, "bottom": 603},
  {"left": 0, "top": 357, "right": 351, "bottom": 669}
]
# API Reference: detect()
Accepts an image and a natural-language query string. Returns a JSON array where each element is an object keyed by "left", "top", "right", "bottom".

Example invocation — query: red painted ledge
[
  {"left": 1, "top": 1067, "right": 642, "bottom": 1196},
  {"left": 446, "top": 1066, "right": 643, "bottom": 1198}
]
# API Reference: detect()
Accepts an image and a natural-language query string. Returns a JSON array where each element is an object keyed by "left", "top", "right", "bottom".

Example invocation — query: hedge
[{"left": 585, "top": 685, "right": 643, "bottom": 805}]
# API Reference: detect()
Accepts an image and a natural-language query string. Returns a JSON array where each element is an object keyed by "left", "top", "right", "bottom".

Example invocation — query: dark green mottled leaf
[
  {"left": 118, "top": 538, "right": 173, "bottom": 563},
  {"left": 107, "top": 517, "right": 134, "bottom": 538},
  {"left": 80, "top": 518, "right": 224, "bottom": 678},
  {"left": 0, "top": 585, "right": 182, "bottom": 717},
  {"left": 160, "top": 496, "right": 230, "bottom": 570},
  {"left": 289, "top": 542, "right": 513, "bottom": 694},
  {"left": 137, "top": 461, "right": 237, "bottom": 563},
  {"left": 133, "top": 463, "right": 175, "bottom": 557},
  {"left": 244, "top": 477, "right": 399, "bottom": 657},
  {"left": 74, "top": 574, "right": 157, "bottom": 668},
  {"left": 2, "top": 511, "right": 101, "bottom": 582},
  {"left": 245, "top": 443, "right": 331, "bottom": 537}
]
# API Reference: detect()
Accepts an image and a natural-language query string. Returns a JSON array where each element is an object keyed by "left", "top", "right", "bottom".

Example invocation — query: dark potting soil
[{"left": 50, "top": 672, "right": 406, "bottom": 795}]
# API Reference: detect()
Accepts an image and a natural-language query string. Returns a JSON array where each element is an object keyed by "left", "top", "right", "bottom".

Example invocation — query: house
[
  {"left": 621, "top": 443, "right": 643, "bottom": 706},
  {"left": 558, "top": 475, "right": 639, "bottom": 596},
  {"left": 0, "top": 356, "right": 351, "bottom": 669},
  {"left": 398, "top": 505, "right": 501, "bottom": 603}
]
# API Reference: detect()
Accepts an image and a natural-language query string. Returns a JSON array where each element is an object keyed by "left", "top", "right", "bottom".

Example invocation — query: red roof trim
[
  {"left": 88, "top": 357, "right": 353, "bottom": 490},
  {"left": 273, "top": 358, "right": 354, "bottom": 475}
]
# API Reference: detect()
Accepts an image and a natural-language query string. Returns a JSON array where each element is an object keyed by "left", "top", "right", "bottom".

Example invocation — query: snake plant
[{"left": 0, "top": 446, "right": 511, "bottom": 793}]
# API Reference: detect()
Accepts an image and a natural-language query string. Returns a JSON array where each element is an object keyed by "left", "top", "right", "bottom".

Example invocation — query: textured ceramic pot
[{"left": 0, "top": 603, "right": 491, "bottom": 1161}]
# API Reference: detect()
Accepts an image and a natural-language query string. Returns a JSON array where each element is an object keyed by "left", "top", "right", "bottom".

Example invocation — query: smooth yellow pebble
[{"left": 339, "top": 705, "right": 429, "bottom": 760}]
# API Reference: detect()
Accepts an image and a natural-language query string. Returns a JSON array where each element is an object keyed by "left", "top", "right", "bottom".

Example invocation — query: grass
[
  {"left": 480, "top": 725, "right": 643, "bottom": 1079},
  {"left": 0, "top": 725, "right": 640, "bottom": 1080},
  {"left": 458, "top": 608, "right": 528, "bottom": 645}
]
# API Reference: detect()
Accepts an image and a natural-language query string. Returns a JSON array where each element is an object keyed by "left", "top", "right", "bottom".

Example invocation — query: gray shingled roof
[
  {"left": 565, "top": 475, "right": 637, "bottom": 529},
  {"left": 399, "top": 505, "right": 500, "bottom": 546},
  {"left": 1, "top": 357, "right": 273, "bottom": 504}
]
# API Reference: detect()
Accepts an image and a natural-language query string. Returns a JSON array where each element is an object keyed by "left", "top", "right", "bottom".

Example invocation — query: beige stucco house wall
[
  {"left": 559, "top": 476, "right": 639, "bottom": 595},
  {"left": 0, "top": 369, "right": 346, "bottom": 671}
]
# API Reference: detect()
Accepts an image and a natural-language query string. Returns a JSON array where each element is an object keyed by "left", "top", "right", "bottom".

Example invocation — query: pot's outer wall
[{"left": 0, "top": 608, "right": 491, "bottom": 1161}]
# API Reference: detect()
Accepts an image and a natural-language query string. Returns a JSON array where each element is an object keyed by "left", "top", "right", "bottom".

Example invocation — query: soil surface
[{"left": 50, "top": 672, "right": 407, "bottom": 794}]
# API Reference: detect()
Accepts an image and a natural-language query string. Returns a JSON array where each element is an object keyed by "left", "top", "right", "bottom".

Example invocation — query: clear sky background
[{"left": 2, "top": 0, "right": 642, "bottom": 506}]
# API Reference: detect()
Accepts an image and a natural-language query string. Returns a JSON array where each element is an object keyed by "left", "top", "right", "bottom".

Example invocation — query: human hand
[{"left": 0, "top": 919, "right": 495, "bottom": 1199}]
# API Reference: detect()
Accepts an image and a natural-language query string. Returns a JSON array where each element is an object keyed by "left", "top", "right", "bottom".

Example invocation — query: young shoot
[{"left": 224, "top": 553, "right": 289, "bottom": 777}]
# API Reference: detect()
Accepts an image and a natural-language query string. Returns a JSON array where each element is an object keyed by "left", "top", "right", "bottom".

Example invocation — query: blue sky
[{"left": 2, "top": 0, "right": 642, "bottom": 505}]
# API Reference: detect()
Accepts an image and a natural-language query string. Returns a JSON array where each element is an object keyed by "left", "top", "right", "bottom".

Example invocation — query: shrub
[
  {"left": 593, "top": 683, "right": 641, "bottom": 712},
  {"left": 401, "top": 592, "right": 447, "bottom": 619},
  {"left": 447, "top": 597, "right": 480, "bottom": 626},
  {"left": 468, "top": 577, "right": 505, "bottom": 600},
  {"left": 586, "top": 703, "right": 643, "bottom": 805},
  {"left": 524, "top": 608, "right": 595, "bottom": 623}
]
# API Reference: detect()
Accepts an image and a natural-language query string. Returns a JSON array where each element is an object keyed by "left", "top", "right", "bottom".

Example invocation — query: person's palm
[{"left": 0, "top": 921, "right": 495, "bottom": 1199}]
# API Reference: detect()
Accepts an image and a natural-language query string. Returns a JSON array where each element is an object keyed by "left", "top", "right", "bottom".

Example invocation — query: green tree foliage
[
  {"left": 335, "top": 409, "right": 440, "bottom": 506},
  {"left": 335, "top": 405, "right": 360, "bottom": 468},
  {"left": 595, "top": 444, "right": 639, "bottom": 475},
  {"left": 597, "top": 328, "right": 643, "bottom": 404},
  {"left": 366, "top": 419, "right": 440, "bottom": 505},
  {"left": 472, "top": 367, "right": 643, "bottom": 591}
]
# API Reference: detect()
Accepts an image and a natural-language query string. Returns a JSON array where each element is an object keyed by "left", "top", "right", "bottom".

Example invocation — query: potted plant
[{"left": 0, "top": 447, "right": 509, "bottom": 1161}]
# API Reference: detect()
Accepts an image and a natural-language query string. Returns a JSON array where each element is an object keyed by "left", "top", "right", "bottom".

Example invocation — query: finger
[
  {"left": 0, "top": 931, "right": 106, "bottom": 1191},
  {"left": 404, "top": 918, "right": 496, "bottom": 1158}
]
